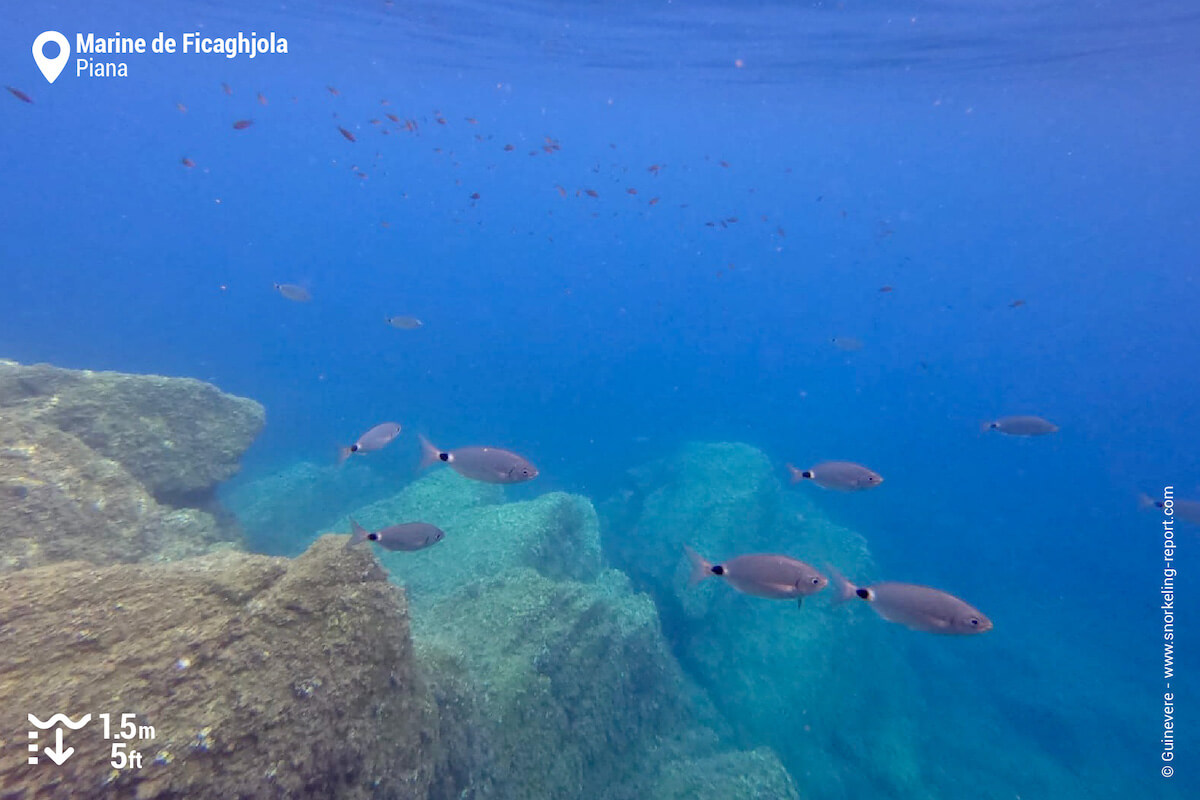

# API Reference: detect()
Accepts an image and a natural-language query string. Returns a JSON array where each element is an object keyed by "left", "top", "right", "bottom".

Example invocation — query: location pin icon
[{"left": 32, "top": 31, "right": 70, "bottom": 83}]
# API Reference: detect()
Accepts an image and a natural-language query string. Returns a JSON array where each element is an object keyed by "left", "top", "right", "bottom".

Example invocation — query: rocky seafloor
[{"left": 0, "top": 358, "right": 953, "bottom": 799}]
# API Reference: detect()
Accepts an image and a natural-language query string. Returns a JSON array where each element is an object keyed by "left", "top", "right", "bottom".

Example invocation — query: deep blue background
[{"left": 2, "top": 1, "right": 1197, "bottom": 797}]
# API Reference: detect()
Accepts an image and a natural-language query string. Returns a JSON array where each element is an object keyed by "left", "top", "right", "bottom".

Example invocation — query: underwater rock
[
  {"left": 652, "top": 747, "right": 800, "bottom": 800},
  {"left": 0, "top": 413, "right": 233, "bottom": 573},
  {"left": 0, "top": 360, "right": 264, "bottom": 506},
  {"left": 602, "top": 441, "right": 929, "bottom": 800},
  {"left": 341, "top": 472, "right": 798, "bottom": 799},
  {"left": 0, "top": 535, "right": 437, "bottom": 800},
  {"left": 600, "top": 441, "right": 782, "bottom": 595},
  {"left": 342, "top": 472, "right": 599, "bottom": 603},
  {"left": 415, "top": 568, "right": 798, "bottom": 800},
  {"left": 221, "top": 459, "right": 400, "bottom": 556},
  {"left": 419, "top": 568, "right": 683, "bottom": 784},
  {"left": 372, "top": 467, "right": 506, "bottom": 519}
]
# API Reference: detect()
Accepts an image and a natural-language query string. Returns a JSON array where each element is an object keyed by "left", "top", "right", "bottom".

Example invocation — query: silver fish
[
  {"left": 685, "top": 546, "right": 827, "bottom": 606},
  {"left": 787, "top": 461, "right": 883, "bottom": 491},
  {"left": 1140, "top": 493, "right": 1200, "bottom": 526},
  {"left": 981, "top": 415, "right": 1059, "bottom": 436},
  {"left": 831, "top": 568, "right": 992, "bottom": 634},
  {"left": 339, "top": 422, "right": 402, "bottom": 463},
  {"left": 274, "top": 282, "right": 312, "bottom": 302},
  {"left": 346, "top": 518, "right": 444, "bottom": 551},
  {"left": 418, "top": 434, "right": 538, "bottom": 483},
  {"left": 385, "top": 315, "right": 423, "bottom": 330}
]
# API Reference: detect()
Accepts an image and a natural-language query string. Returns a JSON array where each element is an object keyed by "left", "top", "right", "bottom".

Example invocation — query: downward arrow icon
[{"left": 43, "top": 728, "right": 73, "bottom": 765}]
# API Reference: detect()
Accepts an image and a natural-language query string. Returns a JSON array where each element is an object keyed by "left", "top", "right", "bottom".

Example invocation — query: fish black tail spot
[
  {"left": 802, "top": 471, "right": 815, "bottom": 480},
  {"left": 711, "top": 565, "right": 725, "bottom": 576},
  {"left": 368, "top": 532, "right": 380, "bottom": 541},
  {"left": 350, "top": 444, "right": 360, "bottom": 453},
  {"left": 439, "top": 452, "right": 450, "bottom": 462},
  {"left": 855, "top": 588, "right": 870, "bottom": 600}
]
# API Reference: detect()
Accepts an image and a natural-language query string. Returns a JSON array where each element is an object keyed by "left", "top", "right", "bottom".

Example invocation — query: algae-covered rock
[
  {"left": 652, "top": 748, "right": 800, "bottom": 800},
  {"left": 372, "top": 467, "right": 505, "bottom": 521},
  {"left": 0, "top": 360, "right": 264, "bottom": 505},
  {"left": 0, "top": 413, "right": 232, "bottom": 572},
  {"left": 602, "top": 441, "right": 926, "bottom": 800},
  {"left": 602, "top": 441, "right": 782, "bottom": 594},
  {"left": 415, "top": 568, "right": 760, "bottom": 800},
  {"left": 339, "top": 472, "right": 600, "bottom": 604},
  {"left": 0, "top": 535, "right": 437, "bottom": 800},
  {"left": 221, "top": 459, "right": 399, "bottom": 556},
  {"left": 337, "top": 471, "right": 799, "bottom": 799},
  {"left": 418, "top": 569, "right": 661, "bottom": 799}
]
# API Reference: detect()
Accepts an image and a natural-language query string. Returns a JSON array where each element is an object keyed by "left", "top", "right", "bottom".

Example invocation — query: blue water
[{"left": 3, "top": 1, "right": 1197, "bottom": 797}]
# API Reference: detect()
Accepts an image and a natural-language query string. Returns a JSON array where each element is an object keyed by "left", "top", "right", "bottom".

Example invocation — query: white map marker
[{"left": 33, "top": 31, "right": 70, "bottom": 83}]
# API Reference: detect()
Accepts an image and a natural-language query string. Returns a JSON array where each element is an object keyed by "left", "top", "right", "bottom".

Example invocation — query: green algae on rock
[
  {"left": 601, "top": 441, "right": 928, "bottom": 800},
  {"left": 0, "top": 360, "right": 264, "bottom": 506},
  {"left": 652, "top": 748, "right": 800, "bottom": 800},
  {"left": 600, "top": 441, "right": 783, "bottom": 596},
  {"left": 337, "top": 470, "right": 800, "bottom": 799},
  {"left": 0, "top": 535, "right": 438, "bottom": 800},
  {"left": 221, "top": 459, "right": 400, "bottom": 556},
  {"left": 348, "top": 475, "right": 600, "bottom": 603},
  {"left": 414, "top": 567, "right": 800, "bottom": 800}
]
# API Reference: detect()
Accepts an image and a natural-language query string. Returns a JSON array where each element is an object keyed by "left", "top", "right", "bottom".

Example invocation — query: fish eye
[
  {"left": 811, "top": 577, "right": 822, "bottom": 585},
  {"left": 968, "top": 618, "right": 979, "bottom": 626}
]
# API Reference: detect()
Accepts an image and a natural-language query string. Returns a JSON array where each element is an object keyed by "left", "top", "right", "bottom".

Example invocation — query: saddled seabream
[
  {"left": 339, "top": 422, "right": 402, "bottom": 463},
  {"left": 418, "top": 434, "right": 537, "bottom": 484},
  {"left": 346, "top": 518, "right": 444, "bottom": 551},
  {"left": 830, "top": 567, "right": 992, "bottom": 635},
  {"left": 787, "top": 461, "right": 883, "bottom": 491},
  {"left": 685, "top": 546, "right": 827, "bottom": 607}
]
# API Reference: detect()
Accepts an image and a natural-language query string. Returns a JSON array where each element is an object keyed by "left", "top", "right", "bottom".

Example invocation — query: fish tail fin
[
  {"left": 1138, "top": 492, "right": 1156, "bottom": 511},
  {"left": 346, "top": 518, "right": 371, "bottom": 548},
  {"left": 979, "top": 420, "right": 996, "bottom": 433},
  {"left": 337, "top": 446, "right": 353, "bottom": 465},
  {"left": 684, "top": 545, "right": 714, "bottom": 586},
  {"left": 827, "top": 564, "right": 858, "bottom": 605},
  {"left": 785, "top": 464, "right": 805, "bottom": 484},
  {"left": 417, "top": 434, "right": 442, "bottom": 470}
]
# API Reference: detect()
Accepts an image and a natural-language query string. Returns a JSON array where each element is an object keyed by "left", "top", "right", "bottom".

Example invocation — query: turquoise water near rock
[{"left": 3, "top": 1, "right": 1197, "bottom": 798}]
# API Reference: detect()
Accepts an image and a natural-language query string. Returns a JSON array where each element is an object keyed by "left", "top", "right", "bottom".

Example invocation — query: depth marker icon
[{"left": 27, "top": 713, "right": 91, "bottom": 765}]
